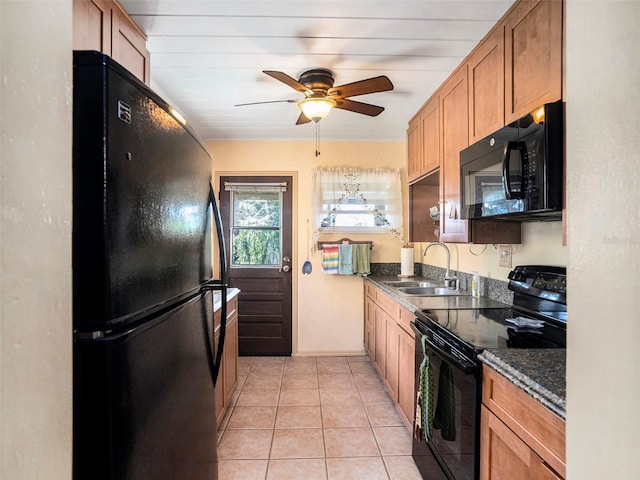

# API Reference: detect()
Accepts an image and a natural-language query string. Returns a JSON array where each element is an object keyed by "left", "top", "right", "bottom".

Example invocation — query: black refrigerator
[{"left": 72, "top": 51, "right": 226, "bottom": 480}]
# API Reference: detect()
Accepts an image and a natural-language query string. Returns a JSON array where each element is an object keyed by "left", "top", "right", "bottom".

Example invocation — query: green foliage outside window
[{"left": 231, "top": 191, "right": 281, "bottom": 266}]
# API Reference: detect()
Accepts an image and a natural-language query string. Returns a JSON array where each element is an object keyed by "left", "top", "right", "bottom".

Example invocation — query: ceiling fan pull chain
[{"left": 315, "top": 122, "right": 321, "bottom": 157}]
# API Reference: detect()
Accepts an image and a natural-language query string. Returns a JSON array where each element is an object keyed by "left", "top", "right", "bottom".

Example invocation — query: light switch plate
[{"left": 499, "top": 245, "right": 512, "bottom": 268}]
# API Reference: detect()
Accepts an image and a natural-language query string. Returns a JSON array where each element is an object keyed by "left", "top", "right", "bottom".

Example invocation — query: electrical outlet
[{"left": 499, "top": 245, "right": 512, "bottom": 268}]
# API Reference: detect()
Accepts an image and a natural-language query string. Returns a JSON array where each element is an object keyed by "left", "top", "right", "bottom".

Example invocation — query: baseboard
[{"left": 292, "top": 350, "right": 367, "bottom": 357}]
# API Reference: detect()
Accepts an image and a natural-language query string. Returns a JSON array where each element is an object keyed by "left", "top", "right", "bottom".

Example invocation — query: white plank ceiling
[{"left": 121, "top": 0, "right": 515, "bottom": 141}]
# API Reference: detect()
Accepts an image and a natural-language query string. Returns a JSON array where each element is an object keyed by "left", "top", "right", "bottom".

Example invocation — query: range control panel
[{"left": 508, "top": 265, "right": 567, "bottom": 295}]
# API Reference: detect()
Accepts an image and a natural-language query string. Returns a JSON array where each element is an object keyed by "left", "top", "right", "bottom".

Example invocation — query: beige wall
[
  {"left": 0, "top": 1, "right": 73, "bottom": 479},
  {"left": 209, "top": 140, "right": 407, "bottom": 354},
  {"left": 414, "top": 220, "right": 567, "bottom": 283},
  {"left": 207, "top": 139, "right": 567, "bottom": 355},
  {"left": 565, "top": 1, "right": 640, "bottom": 478}
]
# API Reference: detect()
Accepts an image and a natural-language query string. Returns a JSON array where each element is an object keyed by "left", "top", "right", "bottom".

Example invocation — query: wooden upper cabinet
[
  {"left": 73, "top": 0, "right": 111, "bottom": 53},
  {"left": 407, "top": 96, "right": 440, "bottom": 184},
  {"left": 112, "top": 2, "right": 151, "bottom": 84},
  {"left": 407, "top": 114, "right": 422, "bottom": 183},
  {"left": 504, "top": 0, "right": 563, "bottom": 122},
  {"left": 420, "top": 96, "right": 440, "bottom": 176},
  {"left": 438, "top": 67, "right": 469, "bottom": 243},
  {"left": 73, "top": 0, "right": 150, "bottom": 85},
  {"left": 468, "top": 26, "right": 505, "bottom": 143}
]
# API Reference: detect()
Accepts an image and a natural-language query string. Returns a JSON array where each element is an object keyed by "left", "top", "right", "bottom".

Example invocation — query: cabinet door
[
  {"left": 72, "top": 0, "right": 112, "bottom": 52},
  {"left": 364, "top": 296, "right": 376, "bottom": 359},
  {"left": 223, "top": 312, "right": 238, "bottom": 408},
  {"left": 214, "top": 329, "right": 225, "bottom": 425},
  {"left": 504, "top": 0, "right": 563, "bottom": 122},
  {"left": 481, "top": 405, "right": 536, "bottom": 480},
  {"left": 397, "top": 328, "right": 415, "bottom": 425},
  {"left": 112, "top": 2, "right": 151, "bottom": 84},
  {"left": 421, "top": 96, "right": 441, "bottom": 177},
  {"left": 385, "top": 316, "right": 399, "bottom": 401},
  {"left": 374, "top": 307, "right": 387, "bottom": 377},
  {"left": 468, "top": 26, "right": 505, "bottom": 143},
  {"left": 439, "top": 67, "right": 469, "bottom": 243},
  {"left": 407, "top": 114, "right": 422, "bottom": 182}
]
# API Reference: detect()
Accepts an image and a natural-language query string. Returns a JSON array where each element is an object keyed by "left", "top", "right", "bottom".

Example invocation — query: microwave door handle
[{"left": 502, "top": 140, "right": 527, "bottom": 200}]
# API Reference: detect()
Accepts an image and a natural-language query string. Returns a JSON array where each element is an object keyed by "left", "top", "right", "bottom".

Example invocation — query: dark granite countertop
[{"left": 479, "top": 349, "right": 566, "bottom": 419}]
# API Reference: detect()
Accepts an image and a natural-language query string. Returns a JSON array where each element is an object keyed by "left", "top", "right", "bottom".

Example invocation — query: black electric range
[
  {"left": 418, "top": 265, "right": 566, "bottom": 357},
  {"left": 411, "top": 265, "right": 566, "bottom": 480}
]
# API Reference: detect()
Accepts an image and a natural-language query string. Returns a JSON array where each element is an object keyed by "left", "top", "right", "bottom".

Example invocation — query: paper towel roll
[{"left": 401, "top": 247, "right": 414, "bottom": 276}]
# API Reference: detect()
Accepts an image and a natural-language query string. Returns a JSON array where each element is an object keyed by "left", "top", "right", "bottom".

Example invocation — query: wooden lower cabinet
[
  {"left": 385, "top": 315, "right": 399, "bottom": 401},
  {"left": 481, "top": 406, "right": 562, "bottom": 480},
  {"left": 215, "top": 295, "right": 239, "bottom": 427},
  {"left": 397, "top": 325, "right": 416, "bottom": 425},
  {"left": 481, "top": 365, "right": 565, "bottom": 479},
  {"left": 364, "top": 296, "right": 376, "bottom": 358},
  {"left": 364, "top": 283, "right": 416, "bottom": 428},
  {"left": 374, "top": 308, "right": 387, "bottom": 378}
]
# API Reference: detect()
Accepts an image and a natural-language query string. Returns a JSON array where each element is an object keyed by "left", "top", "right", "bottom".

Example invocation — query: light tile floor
[{"left": 217, "top": 355, "right": 423, "bottom": 480}]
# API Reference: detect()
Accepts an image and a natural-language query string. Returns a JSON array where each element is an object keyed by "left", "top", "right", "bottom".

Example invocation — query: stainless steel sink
[
  {"left": 382, "top": 280, "right": 441, "bottom": 288},
  {"left": 396, "top": 286, "right": 470, "bottom": 296}
]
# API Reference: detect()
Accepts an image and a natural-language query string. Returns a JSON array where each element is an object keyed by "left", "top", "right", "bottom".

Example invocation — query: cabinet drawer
[
  {"left": 375, "top": 289, "right": 400, "bottom": 317},
  {"left": 398, "top": 306, "right": 416, "bottom": 337},
  {"left": 365, "top": 282, "right": 377, "bottom": 299},
  {"left": 482, "top": 365, "right": 565, "bottom": 478}
]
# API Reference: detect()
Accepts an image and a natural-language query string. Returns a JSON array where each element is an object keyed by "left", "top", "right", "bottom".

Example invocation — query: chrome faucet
[{"left": 423, "top": 242, "right": 457, "bottom": 289}]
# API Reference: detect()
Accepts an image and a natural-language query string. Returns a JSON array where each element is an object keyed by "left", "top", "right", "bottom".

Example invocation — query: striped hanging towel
[{"left": 321, "top": 244, "right": 339, "bottom": 274}]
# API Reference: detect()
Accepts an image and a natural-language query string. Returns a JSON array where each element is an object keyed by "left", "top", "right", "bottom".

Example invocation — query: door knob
[{"left": 280, "top": 265, "right": 291, "bottom": 272}]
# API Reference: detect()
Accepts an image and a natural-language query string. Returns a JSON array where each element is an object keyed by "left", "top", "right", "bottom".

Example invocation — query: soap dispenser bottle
[{"left": 471, "top": 271, "right": 480, "bottom": 298}]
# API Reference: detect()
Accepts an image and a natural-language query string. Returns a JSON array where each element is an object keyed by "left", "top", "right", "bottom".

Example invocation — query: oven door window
[{"left": 427, "top": 350, "right": 478, "bottom": 480}]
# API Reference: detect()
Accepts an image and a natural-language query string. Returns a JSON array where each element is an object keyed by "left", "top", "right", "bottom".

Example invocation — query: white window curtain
[{"left": 312, "top": 167, "right": 403, "bottom": 243}]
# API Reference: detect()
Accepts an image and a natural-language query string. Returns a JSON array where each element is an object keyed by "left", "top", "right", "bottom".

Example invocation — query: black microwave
[{"left": 460, "top": 100, "right": 563, "bottom": 220}]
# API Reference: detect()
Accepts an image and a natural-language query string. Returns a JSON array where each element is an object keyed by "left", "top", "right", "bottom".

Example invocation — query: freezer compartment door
[
  {"left": 73, "top": 51, "right": 214, "bottom": 330},
  {"left": 73, "top": 291, "right": 218, "bottom": 480}
]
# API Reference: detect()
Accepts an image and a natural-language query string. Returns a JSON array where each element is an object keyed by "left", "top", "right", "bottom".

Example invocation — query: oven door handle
[{"left": 422, "top": 335, "right": 478, "bottom": 375}]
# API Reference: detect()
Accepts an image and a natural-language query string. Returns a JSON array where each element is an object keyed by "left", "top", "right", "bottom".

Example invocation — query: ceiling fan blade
[
  {"left": 234, "top": 99, "right": 297, "bottom": 107},
  {"left": 263, "top": 70, "right": 313, "bottom": 95},
  {"left": 334, "top": 98, "right": 385, "bottom": 117},
  {"left": 328, "top": 75, "right": 394, "bottom": 99},
  {"left": 296, "top": 112, "right": 312, "bottom": 125}
]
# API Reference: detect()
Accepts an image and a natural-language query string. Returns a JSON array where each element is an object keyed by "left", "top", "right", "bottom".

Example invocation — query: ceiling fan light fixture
[{"left": 297, "top": 97, "right": 336, "bottom": 122}]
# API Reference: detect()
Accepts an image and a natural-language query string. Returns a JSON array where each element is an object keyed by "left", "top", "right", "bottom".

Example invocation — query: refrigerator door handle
[{"left": 201, "top": 182, "right": 229, "bottom": 387}]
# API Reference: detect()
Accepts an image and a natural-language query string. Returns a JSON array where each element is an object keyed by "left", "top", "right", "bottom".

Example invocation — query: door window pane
[{"left": 231, "top": 190, "right": 282, "bottom": 266}]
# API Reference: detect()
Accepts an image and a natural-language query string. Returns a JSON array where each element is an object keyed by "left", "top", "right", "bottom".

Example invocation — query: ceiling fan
[{"left": 235, "top": 68, "right": 394, "bottom": 124}]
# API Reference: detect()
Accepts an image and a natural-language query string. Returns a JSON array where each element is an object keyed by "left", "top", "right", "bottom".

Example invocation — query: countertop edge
[
  {"left": 213, "top": 287, "right": 240, "bottom": 312},
  {"left": 479, "top": 350, "right": 566, "bottom": 420}
]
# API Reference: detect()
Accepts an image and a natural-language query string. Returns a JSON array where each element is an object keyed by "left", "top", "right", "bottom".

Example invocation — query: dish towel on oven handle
[
  {"left": 414, "top": 335, "right": 434, "bottom": 442},
  {"left": 434, "top": 361, "right": 457, "bottom": 441}
]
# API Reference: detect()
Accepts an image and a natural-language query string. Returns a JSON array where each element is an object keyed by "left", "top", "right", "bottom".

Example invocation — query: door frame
[{"left": 215, "top": 171, "right": 298, "bottom": 355}]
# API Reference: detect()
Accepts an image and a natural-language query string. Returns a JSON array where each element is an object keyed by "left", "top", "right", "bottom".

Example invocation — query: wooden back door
[{"left": 219, "top": 176, "right": 293, "bottom": 356}]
